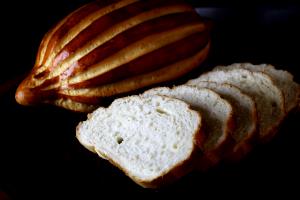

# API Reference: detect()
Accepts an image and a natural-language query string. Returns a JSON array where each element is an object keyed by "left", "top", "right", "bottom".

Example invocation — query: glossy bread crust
[{"left": 15, "top": 0, "right": 211, "bottom": 112}]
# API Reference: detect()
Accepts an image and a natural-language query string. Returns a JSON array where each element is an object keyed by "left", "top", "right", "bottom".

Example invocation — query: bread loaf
[{"left": 15, "top": 0, "right": 211, "bottom": 112}]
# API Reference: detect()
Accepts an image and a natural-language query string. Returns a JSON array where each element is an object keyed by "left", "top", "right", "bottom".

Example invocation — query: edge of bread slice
[
  {"left": 143, "top": 85, "right": 235, "bottom": 167},
  {"left": 76, "top": 95, "right": 204, "bottom": 188},
  {"left": 186, "top": 81, "right": 258, "bottom": 161},
  {"left": 215, "top": 63, "right": 300, "bottom": 113},
  {"left": 189, "top": 68, "right": 285, "bottom": 143}
]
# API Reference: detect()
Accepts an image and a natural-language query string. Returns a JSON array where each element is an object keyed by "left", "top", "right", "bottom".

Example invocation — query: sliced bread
[
  {"left": 215, "top": 63, "right": 300, "bottom": 113},
  {"left": 76, "top": 95, "right": 204, "bottom": 188},
  {"left": 188, "top": 68, "right": 285, "bottom": 142},
  {"left": 186, "top": 81, "right": 257, "bottom": 160},
  {"left": 143, "top": 85, "right": 235, "bottom": 166}
]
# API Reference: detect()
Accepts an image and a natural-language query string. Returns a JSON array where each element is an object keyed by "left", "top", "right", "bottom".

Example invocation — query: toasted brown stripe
[
  {"left": 58, "top": 41, "right": 210, "bottom": 98},
  {"left": 34, "top": 4, "right": 193, "bottom": 88},
  {"left": 64, "top": 12, "right": 203, "bottom": 79},
  {"left": 40, "top": 1, "right": 110, "bottom": 67},
  {"left": 32, "top": 76, "right": 60, "bottom": 91},
  {"left": 68, "top": 23, "right": 205, "bottom": 85},
  {"left": 51, "top": 98, "right": 97, "bottom": 112},
  {"left": 34, "top": 2, "right": 94, "bottom": 71},
  {"left": 35, "top": 3, "right": 92, "bottom": 66},
  {"left": 36, "top": 12, "right": 204, "bottom": 90},
  {"left": 69, "top": 32, "right": 209, "bottom": 88},
  {"left": 45, "top": 0, "right": 137, "bottom": 69},
  {"left": 55, "top": 0, "right": 138, "bottom": 62},
  {"left": 52, "top": 0, "right": 190, "bottom": 68},
  {"left": 34, "top": 2, "right": 101, "bottom": 76}
]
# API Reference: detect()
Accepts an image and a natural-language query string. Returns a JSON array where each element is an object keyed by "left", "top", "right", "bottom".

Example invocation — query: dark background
[{"left": 0, "top": 0, "right": 300, "bottom": 199}]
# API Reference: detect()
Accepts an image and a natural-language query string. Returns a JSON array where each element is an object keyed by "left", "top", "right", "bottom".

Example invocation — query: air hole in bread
[
  {"left": 173, "top": 144, "right": 178, "bottom": 149},
  {"left": 116, "top": 136, "right": 124, "bottom": 144},
  {"left": 156, "top": 108, "right": 169, "bottom": 115},
  {"left": 242, "top": 75, "right": 247, "bottom": 79}
]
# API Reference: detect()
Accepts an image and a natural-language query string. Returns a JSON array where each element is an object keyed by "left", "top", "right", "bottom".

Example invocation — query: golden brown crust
[
  {"left": 51, "top": 98, "right": 97, "bottom": 113},
  {"left": 38, "top": 42, "right": 209, "bottom": 112},
  {"left": 15, "top": 75, "right": 38, "bottom": 105},
  {"left": 15, "top": 0, "right": 210, "bottom": 111},
  {"left": 258, "top": 73, "right": 285, "bottom": 143},
  {"left": 59, "top": 42, "right": 210, "bottom": 99},
  {"left": 225, "top": 94, "right": 259, "bottom": 162},
  {"left": 69, "top": 31, "right": 209, "bottom": 89}
]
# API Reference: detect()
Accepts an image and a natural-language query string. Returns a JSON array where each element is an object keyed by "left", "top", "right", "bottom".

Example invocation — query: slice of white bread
[
  {"left": 76, "top": 95, "right": 204, "bottom": 188},
  {"left": 143, "top": 85, "right": 235, "bottom": 166},
  {"left": 215, "top": 63, "right": 300, "bottom": 113},
  {"left": 188, "top": 68, "right": 285, "bottom": 142},
  {"left": 186, "top": 81, "right": 257, "bottom": 160}
]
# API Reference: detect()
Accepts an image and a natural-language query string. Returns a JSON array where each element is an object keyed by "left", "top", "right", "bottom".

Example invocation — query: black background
[{"left": 0, "top": 0, "right": 300, "bottom": 199}]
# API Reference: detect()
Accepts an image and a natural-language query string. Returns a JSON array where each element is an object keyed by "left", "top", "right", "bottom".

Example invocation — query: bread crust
[
  {"left": 15, "top": 0, "right": 211, "bottom": 111},
  {"left": 196, "top": 108, "right": 236, "bottom": 170}
]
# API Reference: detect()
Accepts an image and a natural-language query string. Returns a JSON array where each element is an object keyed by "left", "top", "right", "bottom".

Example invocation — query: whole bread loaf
[{"left": 15, "top": 0, "right": 211, "bottom": 112}]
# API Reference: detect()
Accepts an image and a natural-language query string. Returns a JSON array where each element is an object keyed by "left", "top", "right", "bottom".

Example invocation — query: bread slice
[
  {"left": 143, "top": 85, "right": 235, "bottom": 167},
  {"left": 76, "top": 95, "right": 204, "bottom": 188},
  {"left": 186, "top": 81, "right": 257, "bottom": 160},
  {"left": 215, "top": 63, "right": 300, "bottom": 113},
  {"left": 188, "top": 68, "right": 285, "bottom": 142}
]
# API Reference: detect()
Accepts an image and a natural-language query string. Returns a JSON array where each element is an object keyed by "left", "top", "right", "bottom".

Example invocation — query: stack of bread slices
[{"left": 76, "top": 63, "right": 300, "bottom": 188}]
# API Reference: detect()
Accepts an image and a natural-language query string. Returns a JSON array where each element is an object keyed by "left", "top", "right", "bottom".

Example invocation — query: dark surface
[{"left": 1, "top": 0, "right": 300, "bottom": 199}]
